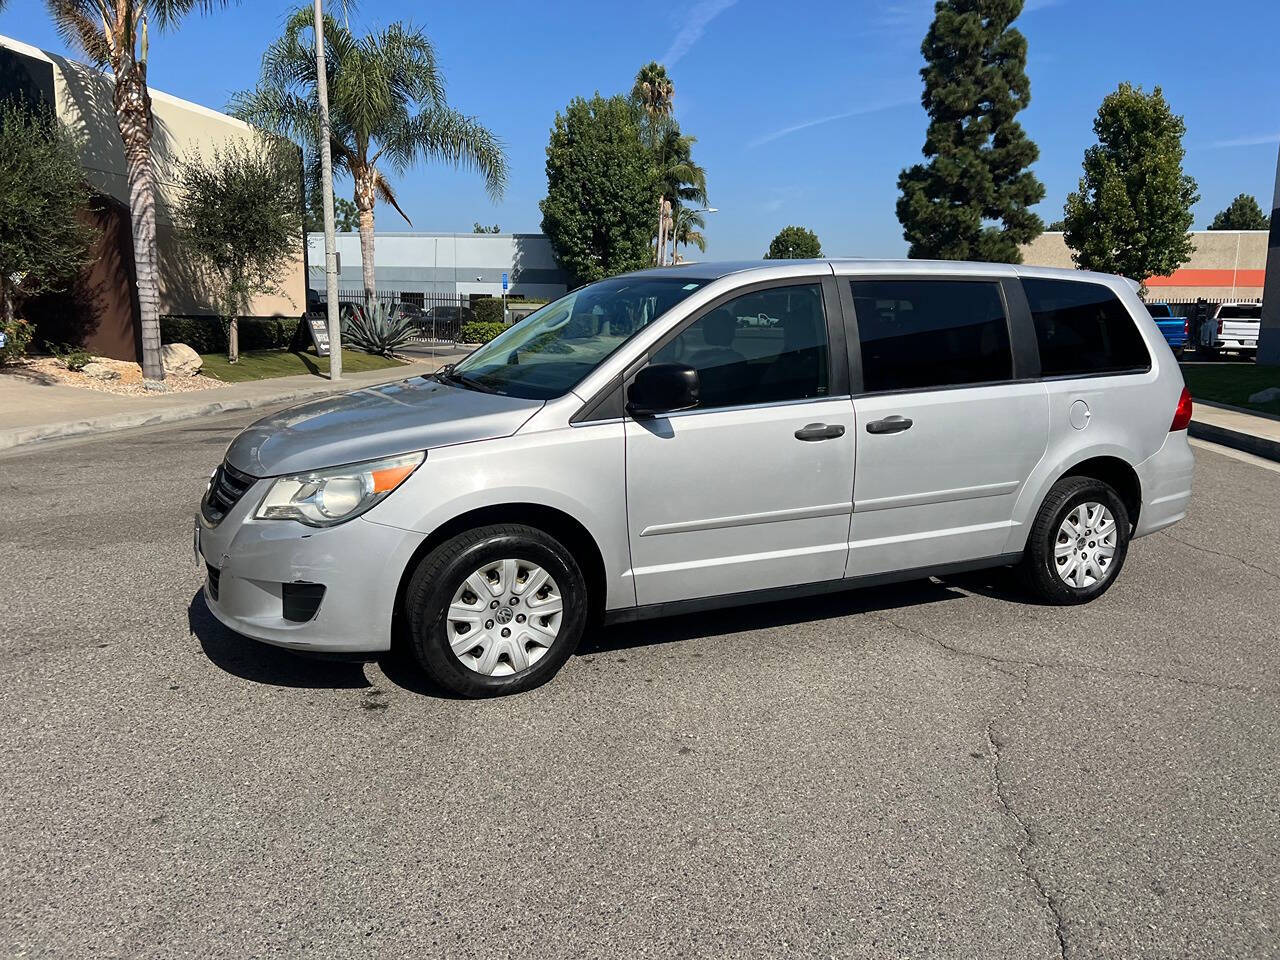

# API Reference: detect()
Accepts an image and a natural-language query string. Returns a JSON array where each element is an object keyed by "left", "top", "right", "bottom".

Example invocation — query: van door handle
[
  {"left": 866, "top": 415, "right": 913, "bottom": 435},
  {"left": 794, "top": 423, "right": 845, "bottom": 441}
]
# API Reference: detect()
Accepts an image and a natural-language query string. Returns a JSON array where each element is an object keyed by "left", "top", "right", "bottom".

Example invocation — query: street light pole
[{"left": 313, "top": 0, "right": 342, "bottom": 381}]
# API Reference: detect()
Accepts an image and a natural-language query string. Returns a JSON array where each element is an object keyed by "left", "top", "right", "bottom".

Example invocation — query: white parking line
[{"left": 1189, "top": 437, "right": 1280, "bottom": 475}]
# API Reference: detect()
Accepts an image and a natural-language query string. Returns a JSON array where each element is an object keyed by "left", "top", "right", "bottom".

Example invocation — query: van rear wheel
[
  {"left": 1019, "top": 476, "right": 1131, "bottom": 605},
  {"left": 403, "top": 524, "right": 588, "bottom": 697}
]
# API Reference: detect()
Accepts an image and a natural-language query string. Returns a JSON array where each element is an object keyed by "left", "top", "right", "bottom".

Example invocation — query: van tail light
[
  {"left": 1170, "top": 386, "right": 1193, "bottom": 432},
  {"left": 1217, "top": 316, "right": 1224, "bottom": 335},
  {"left": 1183, "top": 316, "right": 1189, "bottom": 338}
]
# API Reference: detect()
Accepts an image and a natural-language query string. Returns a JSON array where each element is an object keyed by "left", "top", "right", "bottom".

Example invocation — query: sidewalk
[
  {"left": 1189, "top": 401, "right": 1280, "bottom": 462},
  {"left": 0, "top": 349, "right": 467, "bottom": 453}
]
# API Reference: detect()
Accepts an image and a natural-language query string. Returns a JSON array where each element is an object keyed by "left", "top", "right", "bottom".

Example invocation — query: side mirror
[{"left": 626, "top": 363, "right": 700, "bottom": 417}]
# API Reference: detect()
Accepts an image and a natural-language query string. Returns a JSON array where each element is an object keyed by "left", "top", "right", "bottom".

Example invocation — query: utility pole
[
  {"left": 1257, "top": 143, "right": 1280, "bottom": 366},
  {"left": 314, "top": 0, "right": 342, "bottom": 380}
]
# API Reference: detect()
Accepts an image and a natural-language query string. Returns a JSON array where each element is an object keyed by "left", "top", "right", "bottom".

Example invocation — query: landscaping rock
[
  {"left": 80, "top": 361, "right": 120, "bottom": 381},
  {"left": 161, "top": 343, "right": 202, "bottom": 377}
]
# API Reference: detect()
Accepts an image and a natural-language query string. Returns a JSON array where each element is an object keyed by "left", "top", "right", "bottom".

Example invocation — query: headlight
[{"left": 254, "top": 452, "right": 424, "bottom": 527}]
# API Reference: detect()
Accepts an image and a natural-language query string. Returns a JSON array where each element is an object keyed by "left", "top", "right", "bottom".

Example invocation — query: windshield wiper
[
  {"left": 454, "top": 372, "right": 499, "bottom": 394},
  {"left": 436, "top": 364, "right": 499, "bottom": 394}
]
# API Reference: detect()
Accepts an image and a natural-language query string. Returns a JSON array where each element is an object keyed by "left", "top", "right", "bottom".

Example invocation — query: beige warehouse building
[
  {"left": 1020, "top": 230, "right": 1267, "bottom": 302},
  {"left": 1, "top": 34, "right": 305, "bottom": 362}
]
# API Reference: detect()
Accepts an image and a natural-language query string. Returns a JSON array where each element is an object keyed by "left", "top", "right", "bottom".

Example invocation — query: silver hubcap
[
  {"left": 1054, "top": 501, "right": 1118, "bottom": 588},
  {"left": 446, "top": 559, "right": 563, "bottom": 676}
]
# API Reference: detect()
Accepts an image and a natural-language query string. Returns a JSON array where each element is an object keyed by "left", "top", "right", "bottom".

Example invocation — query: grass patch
[
  {"left": 199, "top": 349, "right": 405, "bottom": 384},
  {"left": 1180, "top": 362, "right": 1280, "bottom": 417}
]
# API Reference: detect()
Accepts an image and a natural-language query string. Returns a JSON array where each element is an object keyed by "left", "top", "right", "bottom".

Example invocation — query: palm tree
[
  {"left": 654, "top": 126, "right": 707, "bottom": 264},
  {"left": 670, "top": 208, "right": 706, "bottom": 264},
  {"left": 234, "top": 8, "right": 507, "bottom": 309},
  {"left": 46, "top": 0, "right": 235, "bottom": 382},
  {"left": 631, "top": 62, "right": 676, "bottom": 265}
]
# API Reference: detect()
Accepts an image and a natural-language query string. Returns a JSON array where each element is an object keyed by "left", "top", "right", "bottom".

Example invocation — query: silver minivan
[{"left": 196, "top": 260, "right": 1195, "bottom": 697}]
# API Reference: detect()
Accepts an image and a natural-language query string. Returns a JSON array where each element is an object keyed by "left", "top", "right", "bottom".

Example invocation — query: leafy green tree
[
  {"left": 473, "top": 222, "right": 501, "bottom": 233},
  {"left": 46, "top": 0, "right": 238, "bottom": 381},
  {"left": 172, "top": 139, "right": 303, "bottom": 362},
  {"left": 540, "top": 94, "right": 655, "bottom": 288},
  {"left": 1063, "top": 83, "right": 1199, "bottom": 284},
  {"left": 0, "top": 101, "right": 93, "bottom": 360},
  {"left": 1208, "top": 193, "right": 1271, "bottom": 231},
  {"left": 897, "top": 0, "right": 1045, "bottom": 262},
  {"left": 305, "top": 187, "right": 358, "bottom": 232},
  {"left": 1047, "top": 219, "right": 1066, "bottom": 231},
  {"left": 765, "top": 225, "right": 821, "bottom": 260},
  {"left": 234, "top": 7, "right": 507, "bottom": 309}
]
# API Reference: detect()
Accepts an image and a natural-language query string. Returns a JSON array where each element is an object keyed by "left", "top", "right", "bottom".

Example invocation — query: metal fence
[
  {"left": 1142, "top": 295, "right": 1263, "bottom": 316},
  {"left": 328, "top": 289, "right": 471, "bottom": 344}
]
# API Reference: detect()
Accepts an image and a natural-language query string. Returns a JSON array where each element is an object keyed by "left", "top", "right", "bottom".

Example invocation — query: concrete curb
[
  {"left": 1189, "top": 419, "right": 1280, "bottom": 462},
  {"left": 1195, "top": 398, "right": 1280, "bottom": 423},
  {"left": 0, "top": 366, "right": 437, "bottom": 454}
]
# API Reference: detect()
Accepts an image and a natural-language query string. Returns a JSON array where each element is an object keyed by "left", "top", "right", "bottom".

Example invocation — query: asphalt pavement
[{"left": 1, "top": 410, "right": 1277, "bottom": 959}]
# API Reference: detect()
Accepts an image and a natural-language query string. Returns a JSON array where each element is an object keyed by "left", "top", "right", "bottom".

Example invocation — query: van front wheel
[
  {"left": 1019, "top": 477, "right": 1131, "bottom": 605},
  {"left": 404, "top": 524, "right": 589, "bottom": 697}
]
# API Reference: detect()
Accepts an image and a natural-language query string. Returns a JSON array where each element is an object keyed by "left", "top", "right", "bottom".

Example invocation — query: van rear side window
[
  {"left": 849, "top": 279, "right": 1012, "bottom": 392},
  {"left": 1023, "top": 278, "right": 1151, "bottom": 377}
]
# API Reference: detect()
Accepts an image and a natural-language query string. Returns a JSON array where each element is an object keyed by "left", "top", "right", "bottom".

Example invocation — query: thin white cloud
[
  {"left": 662, "top": 0, "right": 740, "bottom": 66},
  {"left": 760, "top": 185, "right": 802, "bottom": 214},
  {"left": 1209, "top": 132, "right": 1280, "bottom": 149},
  {"left": 868, "top": 0, "right": 1065, "bottom": 38},
  {"left": 748, "top": 98, "right": 916, "bottom": 149}
]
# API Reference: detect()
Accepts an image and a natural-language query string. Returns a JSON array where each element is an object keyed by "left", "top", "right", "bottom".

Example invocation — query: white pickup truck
[{"left": 1200, "top": 302, "right": 1261, "bottom": 354}]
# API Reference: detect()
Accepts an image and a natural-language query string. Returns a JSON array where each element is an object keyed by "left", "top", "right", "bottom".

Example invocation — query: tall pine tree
[{"left": 897, "top": 0, "right": 1045, "bottom": 262}]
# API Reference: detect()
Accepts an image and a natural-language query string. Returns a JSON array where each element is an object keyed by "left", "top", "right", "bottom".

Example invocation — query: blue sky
[{"left": 3, "top": 0, "right": 1278, "bottom": 259}]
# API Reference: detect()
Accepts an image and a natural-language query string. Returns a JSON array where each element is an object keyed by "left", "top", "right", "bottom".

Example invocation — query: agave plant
[{"left": 344, "top": 302, "right": 417, "bottom": 356}]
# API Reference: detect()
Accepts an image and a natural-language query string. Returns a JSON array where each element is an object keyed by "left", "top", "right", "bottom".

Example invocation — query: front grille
[
  {"left": 201, "top": 461, "right": 257, "bottom": 525},
  {"left": 206, "top": 563, "right": 221, "bottom": 602}
]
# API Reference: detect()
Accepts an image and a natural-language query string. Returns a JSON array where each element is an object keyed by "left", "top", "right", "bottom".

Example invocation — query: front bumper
[{"left": 196, "top": 483, "right": 426, "bottom": 653}]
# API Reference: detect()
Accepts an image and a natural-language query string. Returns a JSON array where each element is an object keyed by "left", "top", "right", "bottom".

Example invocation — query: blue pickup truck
[{"left": 1147, "top": 303, "right": 1187, "bottom": 354}]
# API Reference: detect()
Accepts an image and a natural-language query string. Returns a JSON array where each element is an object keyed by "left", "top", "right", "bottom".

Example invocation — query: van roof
[{"left": 632, "top": 259, "right": 1130, "bottom": 287}]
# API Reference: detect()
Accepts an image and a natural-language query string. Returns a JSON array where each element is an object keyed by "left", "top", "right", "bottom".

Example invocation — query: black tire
[
  {"left": 1018, "top": 476, "right": 1131, "bottom": 605},
  {"left": 403, "top": 523, "right": 589, "bottom": 697}
]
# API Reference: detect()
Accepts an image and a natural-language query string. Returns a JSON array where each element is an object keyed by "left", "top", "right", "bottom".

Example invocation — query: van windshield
[{"left": 449, "top": 276, "right": 708, "bottom": 399}]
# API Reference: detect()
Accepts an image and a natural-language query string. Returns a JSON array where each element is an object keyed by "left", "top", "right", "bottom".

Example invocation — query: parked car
[
  {"left": 388, "top": 302, "right": 428, "bottom": 322},
  {"left": 424, "top": 304, "right": 476, "bottom": 324},
  {"left": 196, "top": 260, "right": 1194, "bottom": 697},
  {"left": 1146, "top": 302, "right": 1188, "bottom": 354},
  {"left": 1198, "top": 302, "right": 1261, "bottom": 355}
]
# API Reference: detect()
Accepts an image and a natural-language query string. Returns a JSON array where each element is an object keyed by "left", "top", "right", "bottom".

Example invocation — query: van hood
[{"left": 224, "top": 375, "right": 543, "bottom": 477}]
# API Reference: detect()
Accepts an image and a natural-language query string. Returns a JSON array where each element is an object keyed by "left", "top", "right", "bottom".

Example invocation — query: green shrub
[
  {"left": 472, "top": 297, "right": 505, "bottom": 325},
  {"left": 345, "top": 302, "right": 417, "bottom": 356},
  {"left": 459, "top": 320, "right": 506, "bottom": 344},
  {"left": 49, "top": 343, "right": 91, "bottom": 370},
  {"left": 0, "top": 315, "right": 33, "bottom": 364},
  {"left": 160, "top": 315, "right": 303, "bottom": 354}
]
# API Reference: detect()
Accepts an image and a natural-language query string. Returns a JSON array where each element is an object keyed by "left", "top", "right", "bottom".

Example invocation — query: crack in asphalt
[
  {"left": 1158, "top": 529, "right": 1280, "bottom": 585},
  {"left": 872, "top": 611, "right": 1275, "bottom": 699},
  {"left": 984, "top": 668, "right": 1070, "bottom": 960},
  {"left": 870, "top": 611, "right": 1068, "bottom": 957}
]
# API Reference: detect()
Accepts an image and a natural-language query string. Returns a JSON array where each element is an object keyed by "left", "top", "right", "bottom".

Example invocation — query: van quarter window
[
  {"left": 1024, "top": 278, "right": 1151, "bottom": 377},
  {"left": 849, "top": 279, "right": 1012, "bottom": 392}
]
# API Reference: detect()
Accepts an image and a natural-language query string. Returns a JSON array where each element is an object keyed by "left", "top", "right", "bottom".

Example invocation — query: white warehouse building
[{"left": 306, "top": 232, "right": 570, "bottom": 303}]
